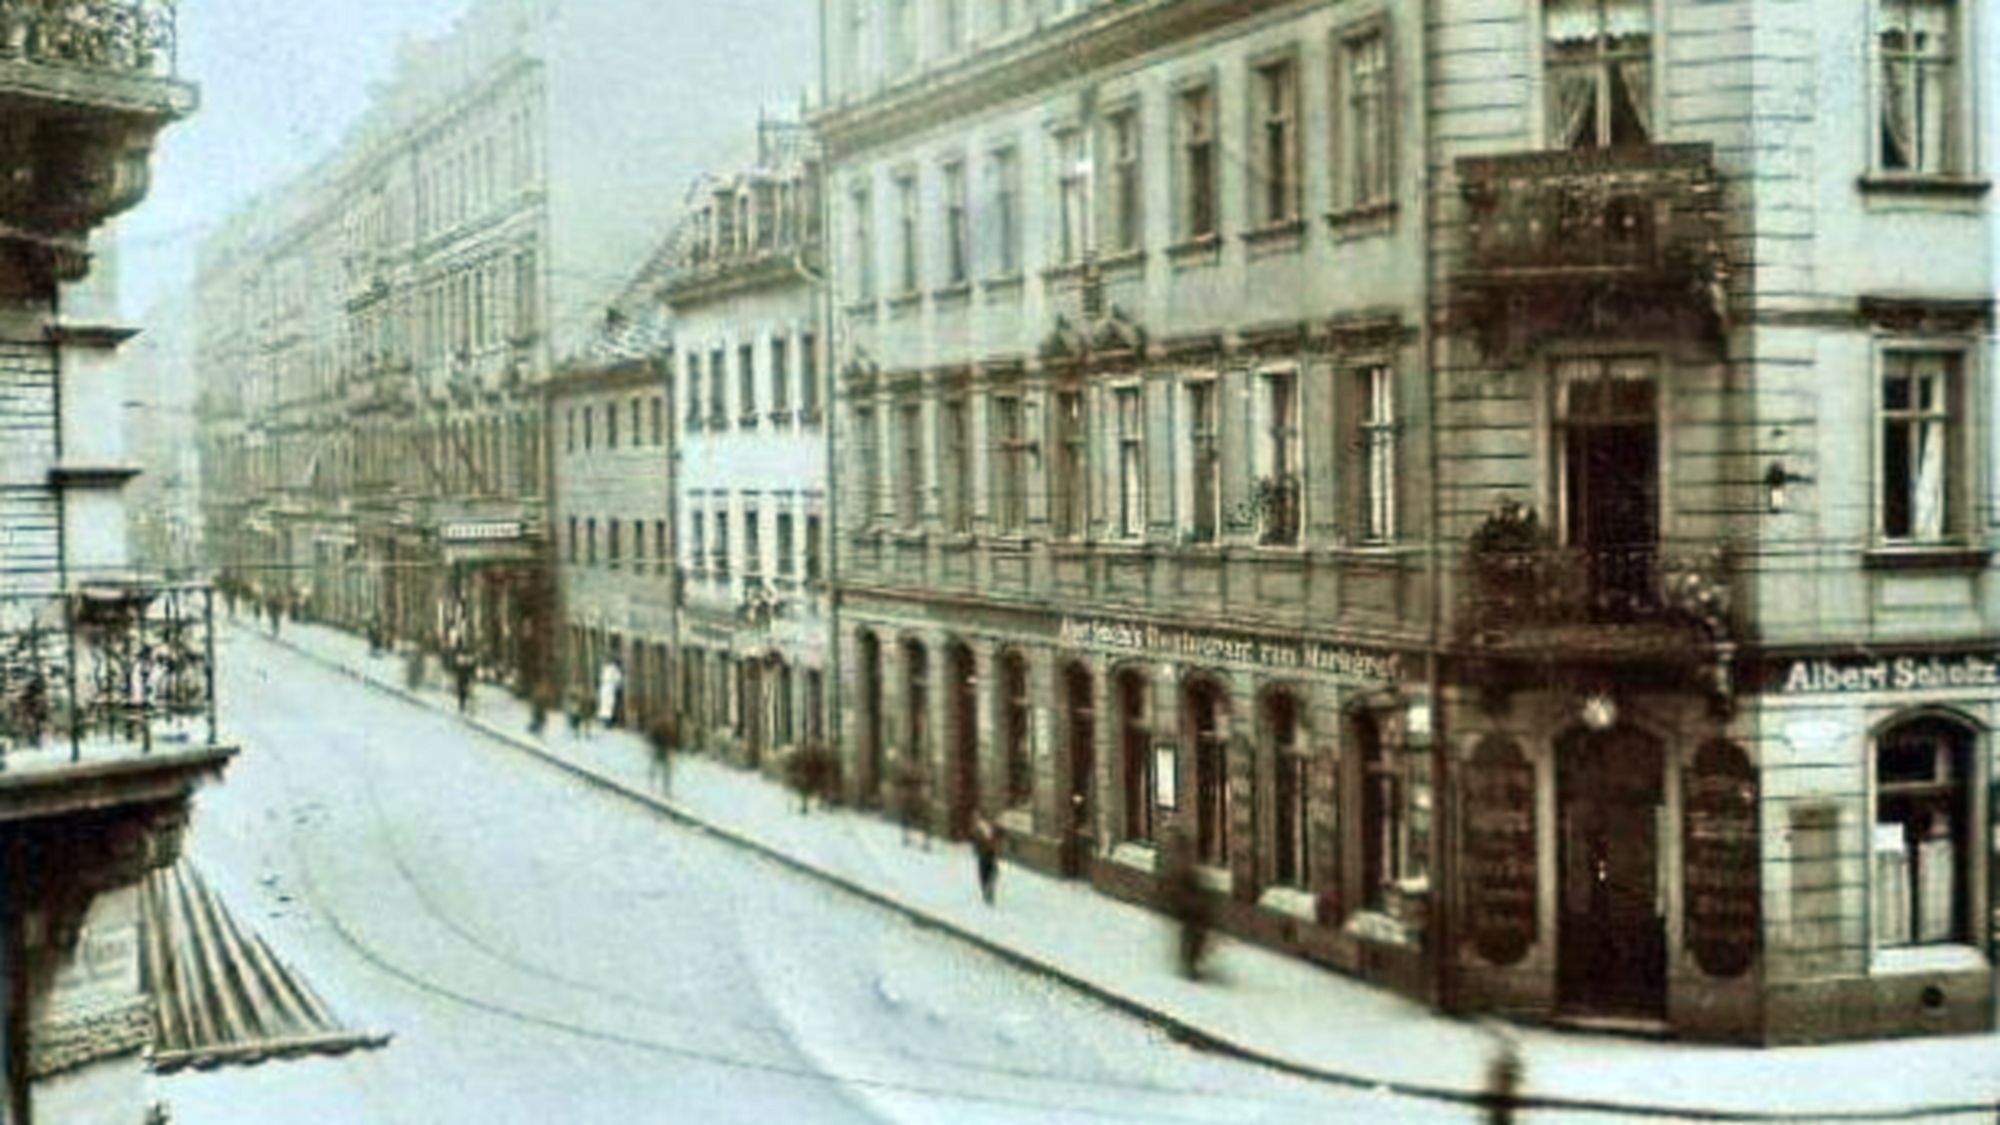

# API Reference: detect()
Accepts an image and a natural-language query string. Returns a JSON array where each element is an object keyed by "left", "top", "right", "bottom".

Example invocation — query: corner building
[{"left": 819, "top": 0, "right": 2000, "bottom": 1043}]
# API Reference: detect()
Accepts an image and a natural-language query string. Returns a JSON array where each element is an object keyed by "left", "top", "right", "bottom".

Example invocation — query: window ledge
[
  {"left": 1858, "top": 174, "right": 1991, "bottom": 201},
  {"left": 1194, "top": 864, "right": 1233, "bottom": 894},
  {"left": 996, "top": 807, "right": 1034, "bottom": 836},
  {"left": 889, "top": 528, "right": 926, "bottom": 545},
  {"left": 987, "top": 534, "right": 1032, "bottom": 554},
  {"left": 1871, "top": 944, "right": 1987, "bottom": 976},
  {"left": 707, "top": 415, "right": 728, "bottom": 430},
  {"left": 765, "top": 410, "right": 792, "bottom": 427},
  {"left": 1344, "top": 908, "right": 1417, "bottom": 947},
  {"left": 932, "top": 281, "right": 973, "bottom": 306},
  {"left": 1099, "top": 248, "right": 1147, "bottom": 276},
  {"left": 842, "top": 299, "right": 879, "bottom": 320},
  {"left": 1241, "top": 218, "right": 1306, "bottom": 254},
  {"left": 1166, "top": 235, "right": 1222, "bottom": 269},
  {"left": 1041, "top": 260, "right": 1090, "bottom": 284},
  {"left": 1108, "top": 841, "right": 1156, "bottom": 874},
  {"left": 1863, "top": 545, "right": 1991, "bottom": 572},
  {"left": 937, "top": 532, "right": 976, "bottom": 552},
  {"left": 1047, "top": 538, "right": 1092, "bottom": 557},
  {"left": 797, "top": 408, "right": 824, "bottom": 427},
  {"left": 982, "top": 273, "right": 1026, "bottom": 300},
  {"left": 1258, "top": 886, "right": 1318, "bottom": 923},
  {"left": 1097, "top": 538, "right": 1153, "bottom": 557},
  {"left": 885, "top": 291, "right": 923, "bottom": 316},
  {"left": 738, "top": 413, "right": 760, "bottom": 429},
  {"left": 1325, "top": 200, "right": 1399, "bottom": 238}
]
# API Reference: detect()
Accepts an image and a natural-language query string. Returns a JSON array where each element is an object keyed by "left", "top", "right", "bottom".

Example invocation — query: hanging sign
[
  {"left": 1462, "top": 735, "right": 1536, "bottom": 966},
  {"left": 1684, "top": 740, "right": 1760, "bottom": 978}
]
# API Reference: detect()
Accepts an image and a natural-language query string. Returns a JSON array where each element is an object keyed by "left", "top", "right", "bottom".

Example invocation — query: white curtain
[
  {"left": 1916, "top": 818, "right": 1957, "bottom": 942},
  {"left": 1546, "top": 0, "right": 1651, "bottom": 43},
  {"left": 1875, "top": 823, "right": 1913, "bottom": 946}
]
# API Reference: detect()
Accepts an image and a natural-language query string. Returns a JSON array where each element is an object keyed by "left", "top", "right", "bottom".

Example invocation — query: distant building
[
  {"left": 660, "top": 120, "right": 831, "bottom": 770},
  {"left": 195, "top": 0, "right": 815, "bottom": 689},
  {"left": 818, "top": 0, "right": 1999, "bottom": 1043},
  {"left": 544, "top": 343, "right": 675, "bottom": 733}
]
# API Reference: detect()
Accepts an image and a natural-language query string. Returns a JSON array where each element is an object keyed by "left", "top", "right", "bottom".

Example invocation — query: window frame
[
  {"left": 1174, "top": 79, "right": 1220, "bottom": 243},
  {"left": 1101, "top": 102, "right": 1143, "bottom": 255},
  {"left": 1113, "top": 382, "right": 1147, "bottom": 540},
  {"left": 991, "top": 390, "right": 1030, "bottom": 534},
  {"left": 1255, "top": 366, "right": 1302, "bottom": 547},
  {"left": 1537, "top": 0, "right": 1658, "bottom": 151},
  {"left": 1356, "top": 361, "right": 1398, "bottom": 545},
  {"left": 1870, "top": 0, "right": 1974, "bottom": 179},
  {"left": 1182, "top": 376, "right": 1221, "bottom": 544},
  {"left": 1871, "top": 712, "right": 1983, "bottom": 953},
  {"left": 1874, "top": 340, "right": 1976, "bottom": 548},
  {"left": 1248, "top": 48, "right": 1302, "bottom": 228},
  {"left": 1052, "top": 385, "right": 1088, "bottom": 539},
  {"left": 1332, "top": 16, "right": 1395, "bottom": 213}
]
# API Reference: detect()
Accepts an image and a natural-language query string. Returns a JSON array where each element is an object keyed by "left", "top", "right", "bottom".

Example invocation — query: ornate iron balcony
[
  {"left": 0, "top": 582, "right": 216, "bottom": 767},
  {"left": 0, "top": 0, "right": 178, "bottom": 78},
  {"left": 1457, "top": 143, "right": 1722, "bottom": 279}
]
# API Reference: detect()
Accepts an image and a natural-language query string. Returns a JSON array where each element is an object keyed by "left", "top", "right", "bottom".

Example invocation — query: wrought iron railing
[
  {"left": 0, "top": 0, "right": 178, "bottom": 79},
  {"left": 1463, "top": 542, "right": 1731, "bottom": 638},
  {"left": 0, "top": 582, "right": 215, "bottom": 764},
  {"left": 1456, "top": 143, "right": 1721, "bottom": 281}
]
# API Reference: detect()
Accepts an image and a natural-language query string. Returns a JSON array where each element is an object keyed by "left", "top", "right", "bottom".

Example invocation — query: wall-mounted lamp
[{"left": 1764, "top": 461, "right": 1811, "bottom": 513}]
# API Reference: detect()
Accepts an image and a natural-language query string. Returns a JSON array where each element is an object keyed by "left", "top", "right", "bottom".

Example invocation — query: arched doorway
[
  {"left": 946, "top": 641, "right": 978, "bottom": 838},
  {"left": 858, "top": 631, "right": 883, "bottom": 802},
  {"left": 1185, "top": 676, "right": 1230, "bottom": 869},
  {"left": 1063, "top": 662, "right": 1095, "bottom": 877},
  {"left": 1558, "top": 723, "right": 1667, "bottom": 1018}
]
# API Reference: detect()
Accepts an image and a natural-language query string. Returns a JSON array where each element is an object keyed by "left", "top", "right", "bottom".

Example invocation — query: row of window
[
  {"left": 682, "top": 649, "right": 829, "bottom": 751},
  {"left": 686, "top": 503, "right": 826, "bottom": 583},
  {"left": 684, "top": 164, "right": 825, "bottom": 266},
  {"left": 682, "top": 329, "right": 822, "bottom": 432},
  {"left": 846, "top": 23, "right": 1393, "bottom": 302},
  {"left": 348, "top": 246, "right": 540, "bottom": 377},
  {"left": 567, "top": 515, "right": 671, "bottom": 573},
  {"left": 565, "top": 392, "right": 668, "bottom": 454},
  {"left": 851, "top": 363, "right": 1397, "bottom": 547},
  {"left": 841, "top": 0, "right": 1097, "bottom": 94}
]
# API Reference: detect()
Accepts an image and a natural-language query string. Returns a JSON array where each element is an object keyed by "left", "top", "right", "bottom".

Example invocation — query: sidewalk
[{"left": 250, "top": 618, "right": 2000, "bottom": 1121}]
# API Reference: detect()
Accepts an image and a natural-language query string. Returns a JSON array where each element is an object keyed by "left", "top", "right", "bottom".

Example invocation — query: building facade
[
  {"left": 819, "top": 0, "right": 2000, "bottom": 1043},
  {"left": 0, "top": 3, "right": 237, "bottom": 1120},
  {"left": 195, "top": 0, "right": 816, "bottom": 692},
  {"left": 664, "top": 122, "right": 833, "bottom": 770},
  {"left": 546, "top": 356, "right": 675, "bottom": 731}
]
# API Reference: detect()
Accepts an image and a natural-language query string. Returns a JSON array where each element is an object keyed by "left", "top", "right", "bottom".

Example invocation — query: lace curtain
[{"left": 1879, "top": 0, "right": 1954, "bottom": 171}]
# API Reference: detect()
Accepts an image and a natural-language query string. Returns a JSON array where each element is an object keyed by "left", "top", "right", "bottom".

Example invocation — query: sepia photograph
[{"left": 1, "top": 0, "right": 1997, "bottom": 1120}]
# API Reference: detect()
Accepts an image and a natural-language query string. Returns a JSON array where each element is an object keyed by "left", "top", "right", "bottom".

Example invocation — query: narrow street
[{"left": 156, "top": 630, "right": 1469, "bottom": 1123}]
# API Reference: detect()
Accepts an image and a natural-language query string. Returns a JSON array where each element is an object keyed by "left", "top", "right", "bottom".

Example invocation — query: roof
[{"left": 141, "top": 859, "right": 390, "bottom": 1072}]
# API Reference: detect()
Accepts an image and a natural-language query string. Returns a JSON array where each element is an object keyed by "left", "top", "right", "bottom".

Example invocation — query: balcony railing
[
  {"left": 1463, "top": 542, "right": 1731, "bottom": 643},
  {"left": 0, "top": 0, "right": 178, "bottom": 78},
  {"left": 0, "top": 581, "right": 216, "bottom": 768},
  {"left": 1457, "top": 143, "right": 1722, "bottom": 280}
]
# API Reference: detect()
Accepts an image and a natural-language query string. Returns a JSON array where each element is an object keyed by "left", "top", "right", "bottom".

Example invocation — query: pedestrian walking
[
  {"left": 596, "top": 658, "right": 624, "bottom": 728},
  {"left": 570, "top": 684, "right": 595, "bottom": 737},
  {"left": 1159, "top": 826, "right": 1211, "bottom": 980},
  {"left": 970, "top": 815, "right": 1000, "bottom": 906},
  {"left": 452, "top": 651, "right": 474, "bottom": 714}
]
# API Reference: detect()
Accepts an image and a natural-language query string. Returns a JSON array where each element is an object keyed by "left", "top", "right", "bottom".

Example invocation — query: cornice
[{"left": 815, "top": 0, "right": 1296, "bottom": 157}]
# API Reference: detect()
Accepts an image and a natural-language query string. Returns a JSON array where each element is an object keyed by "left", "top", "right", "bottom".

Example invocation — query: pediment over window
[{"left": 1038, "top": 307, "right": 1146, "bottom": 365}]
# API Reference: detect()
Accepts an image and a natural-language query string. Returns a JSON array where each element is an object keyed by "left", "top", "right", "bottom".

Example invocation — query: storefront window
[
  {"left": 1188, "top": 677, "right": 1230, "bottom": 868},
  {"left": 1357, "top": 711, "right": 1402, "bottom": 910},
  {"left": 1875, "top": 715, "right": 1973, "bottom": 947},
  {"left": 1268, "top": 691, "right": 1308, "bottom": 889},
  {"left": 1118, "top": 668, "right": 1152, "bottom": 842},
  {"left": 1003, "top": 650, "right": 1032, "bottom": 808}
]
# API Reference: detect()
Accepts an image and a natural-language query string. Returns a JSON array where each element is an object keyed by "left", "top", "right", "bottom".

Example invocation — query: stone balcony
[
  {"left": 1452, "top": 143, "right": 1727, "bottom": 356},
  {"left": 0, "top": 0, "right": 195, "bottom": 283}
]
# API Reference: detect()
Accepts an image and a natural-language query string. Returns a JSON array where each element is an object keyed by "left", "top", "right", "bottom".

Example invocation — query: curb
[{"left": 251, "top": 627, "right": 1997, "bottom": 1123}]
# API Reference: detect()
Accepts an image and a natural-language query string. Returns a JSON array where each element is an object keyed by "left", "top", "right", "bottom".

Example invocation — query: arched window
[
  {"left": 1876, "top": 715, "right": 1975, "bottom": 947},
  {"left": 1002, "top": 650, "right": 1033, "bottom": 807},
  {"left": 1266, "top": 690, "right": 1308, "bottom": 889},
  {"left": 1356, "top": 711, "right": 1399, "bottom": 910},
  {"left": 904, "top": 638, "right": 929, "bottom": 765},
  {"left": 858, "top": 631, "right": 883, "bottom": 788},
  {"left": 1117, "top": 668, "right": 1152, "bottom": 842},
  {"left": 1187, "top": 677, "right": 1230, "bottom": 868}
]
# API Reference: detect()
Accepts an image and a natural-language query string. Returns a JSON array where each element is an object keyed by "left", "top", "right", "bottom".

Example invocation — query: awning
[{"left": 141, "top": 860, "right": 390, "bottom": 1072}]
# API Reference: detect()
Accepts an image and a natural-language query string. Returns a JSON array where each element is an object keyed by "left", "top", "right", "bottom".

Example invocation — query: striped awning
[{"left": 141, "top": 860, "right": 390, "bottom": 1072}]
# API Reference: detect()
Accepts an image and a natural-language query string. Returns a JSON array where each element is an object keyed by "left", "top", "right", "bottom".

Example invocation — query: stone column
[{"left": 1225, "top": 668, "right": 1261, "bottom": 901}]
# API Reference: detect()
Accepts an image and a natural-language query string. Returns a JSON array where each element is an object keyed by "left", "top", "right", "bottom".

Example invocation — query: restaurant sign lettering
[{"left": 1057, "top": 616, "right": 1400, "bottom": 683}]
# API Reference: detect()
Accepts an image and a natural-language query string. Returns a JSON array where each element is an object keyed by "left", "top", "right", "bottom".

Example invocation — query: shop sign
[
  {"left": 1462, "top": 736, "right": 1535, "bottom": 966},
  {"left": 1683, "top": 740, "right": 1760, "bottom": 978},
  {"left": 441, "top": 520, "right": 524, "bottom": 543},
  {"left": 1153, "top": 743, "right": 1178, "bottom": 809},
  {"left": 1776, "top": 652, "right": 2000, "bottom": 695},
  {"left": 1057, "top": 615, "right": 1400, "bottom": 683}
]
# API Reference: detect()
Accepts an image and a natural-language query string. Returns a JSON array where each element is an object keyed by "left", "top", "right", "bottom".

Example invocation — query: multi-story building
[
  {"left": 196, "top": 0, "right": 815, "bottom": 690},
  {"left": 819, "top": 0, "right": 1999, "bottom": 1044},
  {"left": 0, "top": 4, "right": 374, "bottom": 1119},
  {"left": 545, "top": 338, "right": 675, "bottom": 732},
  {"left": 663, "top": 120, "right": 832, "bottom": 768}
]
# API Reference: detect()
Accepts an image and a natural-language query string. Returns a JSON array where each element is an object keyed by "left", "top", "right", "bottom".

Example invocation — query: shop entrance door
[{"left": 1557, "top": 725, "right": 1666, "bottom": 1018}]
